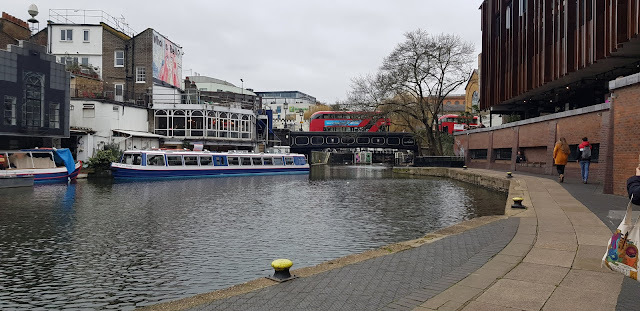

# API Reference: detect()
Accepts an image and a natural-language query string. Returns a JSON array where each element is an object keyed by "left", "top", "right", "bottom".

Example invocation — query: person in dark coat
[{"left": 628, "top": 167, "right": 640, "bottom": 205}]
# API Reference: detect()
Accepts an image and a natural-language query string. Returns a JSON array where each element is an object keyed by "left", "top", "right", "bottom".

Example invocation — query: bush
[
  {"left": 439, "top": 133, "right": 455, "bottom": 156},
  {"left": 87, "top": 143, "right": 122, "bottom": 171}
]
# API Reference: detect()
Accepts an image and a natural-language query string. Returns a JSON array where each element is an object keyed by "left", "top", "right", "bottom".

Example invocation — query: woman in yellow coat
[{"left": 553, "top": 137, "right": 571, "bottom": 182}]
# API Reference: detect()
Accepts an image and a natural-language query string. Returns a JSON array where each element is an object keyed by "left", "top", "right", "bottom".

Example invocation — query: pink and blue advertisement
[{"left": 152, "top": 30, "right": 183, "bottom": 89}]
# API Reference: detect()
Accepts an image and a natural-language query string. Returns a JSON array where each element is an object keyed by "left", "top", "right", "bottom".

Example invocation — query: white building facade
[
  {"left": 70, "top": 99, "right": 160, "bottom": 162},
  {"left": 48, "top": 24, "right": 104, "bottom": 77},
  {"left": 153, "top": 103, "right": 256, "bottom": 149},
  {"left": 255, "top": 91, "right": 316, "bottom": 130}
]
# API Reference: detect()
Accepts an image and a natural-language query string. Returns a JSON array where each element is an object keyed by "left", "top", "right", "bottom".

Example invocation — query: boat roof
[
  {"left": 0, "top": 149, "right": 60, "bottom": 153},
  {"left": 122, "top": 149, "right": 304, "bottom": 156}
]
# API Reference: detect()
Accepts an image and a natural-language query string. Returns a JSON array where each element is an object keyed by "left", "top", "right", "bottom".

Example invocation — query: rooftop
[{"left": 48, "top": 9, "right": 135, "bottom": 37}]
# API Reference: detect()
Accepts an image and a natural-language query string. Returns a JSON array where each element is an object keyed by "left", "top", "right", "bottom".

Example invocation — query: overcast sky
[{"left": 6, "top": 0, "right": 484, "bottom": 103}]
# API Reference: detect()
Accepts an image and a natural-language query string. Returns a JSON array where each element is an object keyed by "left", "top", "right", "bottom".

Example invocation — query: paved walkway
[
  {"left": 411, "top": 170, "right": 623, "bottom": 310},
  {"left": 146, "top": 169, "right": 632, "bottom": 311}
]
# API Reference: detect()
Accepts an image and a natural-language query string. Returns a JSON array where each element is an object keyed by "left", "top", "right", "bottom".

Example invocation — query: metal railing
[{"left": 413, "top": 156, "right": 465, "bottom": 167}]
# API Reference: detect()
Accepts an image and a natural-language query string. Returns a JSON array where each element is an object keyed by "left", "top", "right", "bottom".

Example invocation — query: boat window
[
  {"left": 284, "top": 157, "right": 295, "bottom": 165},
  {"left": 147, "top": 154, "right": 165, "bottom": 166},
  {"left": 273, "top": 157, "right": 284, "bottom": 165},
  {"left": 31, "top": 152, "right": 55, "bottom": 168},
  {"left": 122, "top": 153, "right": 142, "bottom": 165},
  {"left": 241, "top": 157, "right": 252, "bottom": 165},
  {"left": 184, "top": 156, "right": 198, "bottom": 166},
  {"left": 214, "top": 156, "right": 227, "bottom": 166},
  {"left": 294, "top": 156, "right": 307, "bottom": 165},
  {"left": 7, "top": 152, "right": 34, "bottom": 169},
  {"left": 227, "top": 157, "right": 239, "bottom": 165},
  {"left": 167, "top": 155, "right": 183, "bottom": 166},
  {"left": 252, "top": 157, "right": 262, "bottom": 165},
  {"left": 200, "top": 156, "right": 213, "bottom": 166},
  {"left": 263, "top": 157, "right": 273, "bottom": 165}
]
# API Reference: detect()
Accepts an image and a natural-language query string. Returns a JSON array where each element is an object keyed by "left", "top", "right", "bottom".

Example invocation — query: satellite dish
[{"left": 28, "top": 4, "right": 38, "bottom": 18}]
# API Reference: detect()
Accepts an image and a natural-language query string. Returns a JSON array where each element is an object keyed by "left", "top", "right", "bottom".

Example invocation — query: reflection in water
[{"left": 0, "top": 166, "right": 506, "bottom": 310}]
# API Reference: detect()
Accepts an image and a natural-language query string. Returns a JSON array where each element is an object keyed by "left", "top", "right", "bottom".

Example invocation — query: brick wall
[
  {"left": 29, "top": 28, "right": 48, "bottom": 47},
  {"left": 0, "top": 16, "right": 30, "bottom": 42},
  {"left": 519, "top": 122, "right": 549, "bottom": 147},
  {"left": 492, "top": 128, "right": 516, "bottom": 148},
  {"left": 0, "top": 32, "right": 15, "bottom": 50},
  {"left": 101, "top": 27, "right": 128, "bottom": 92},
  {"left": 72, "top": 76, "right": 104, "bottom": 97},
  {"left": 612, "top": 83, "right": 640, "bottom": 196},
  {"left": 126, "top": 29, "right": 154, "bottom": 101},
  {"left": 455, "top": 105, "right": 609, "bottom": 183}
]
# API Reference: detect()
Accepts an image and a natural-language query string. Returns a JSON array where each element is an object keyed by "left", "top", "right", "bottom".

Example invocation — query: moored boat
[
  {"left": 110, "top": 149, "right": 310, "bottom": 180},
  {"left": 0, "top": 148, "right": 82, "bottom": 183},
  {"left": 0, "top": 174, "right": 34, "bottom": 188}
]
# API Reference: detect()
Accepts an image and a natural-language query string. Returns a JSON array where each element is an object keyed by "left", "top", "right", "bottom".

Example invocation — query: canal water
[{"left": 0, "top": 166, "right": 506, "bottom": 310}]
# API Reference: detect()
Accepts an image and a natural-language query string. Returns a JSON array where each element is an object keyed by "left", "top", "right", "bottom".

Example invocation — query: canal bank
[{"left": 141, "top": 167, "right": 631, "bottom": 311}]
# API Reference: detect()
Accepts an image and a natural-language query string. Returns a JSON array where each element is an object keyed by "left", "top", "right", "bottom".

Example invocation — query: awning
[
  {"left": 70, "top": 127, "right": 96, "bottom": 134},
  {"left": 113, "top": 129, "right": 166, "bottom": 138}
]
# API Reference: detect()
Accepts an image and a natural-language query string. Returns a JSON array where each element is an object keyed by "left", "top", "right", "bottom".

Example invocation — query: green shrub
[{"left": 87, "top": 143, "right": 123, "bottom": 171}]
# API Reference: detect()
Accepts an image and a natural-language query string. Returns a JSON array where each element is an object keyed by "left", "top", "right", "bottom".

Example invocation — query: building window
[
  {"left": 60, "top": 29, "right": 73, "bottom": 41},
  {"left": 569, "top": 143, "right": 600, "bottom": 163},
  {"left": 83, "top": 29, "right": 90, "bottom": 42},
  {"left": 136, "top": 66, "right": 146, "bottom": 83},
  {"left": 519, "top": 0, "right": 527, "bottom": 16},
  {"left": 23, "top": 72, "right": 44, "bottom": 127},
  {"left": 470, "top": 149, "right": 488, "bottom": 160},
  {"left": 81, "top": 57, "right": 89, "bottom": 66},
  {"left": 114, "top": 84, "right": 124, "bottom": 101},
  {"left": 49, "top": 103, "right": 60, "bottom": 128},
  {"left": 3, "top": 96, "right": 16, "bottom": 125},
  {"left": 494, "top": 148, "right": 512, "bottom": 160},
  {"left": 82, "top": 104, "right": 95, "bottom": 118},
  {"left": 114, "top": 50, "right": 124, "bottom": 67},
  {"left": 506, "top": 6, "right": 512, "bottom": 30},
  {"left": 455, "top": 101, "right": 460, "bottom": 105},
  {"left": 61, "top": 56, "right": 78, "bottom": 66}
]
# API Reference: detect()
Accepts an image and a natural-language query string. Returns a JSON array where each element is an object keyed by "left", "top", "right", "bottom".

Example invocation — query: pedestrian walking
[
  {"left": 628, "top": 166, "right": 640, "bottom": 205},
  {"left": 553, "top": 137, "right": 570, "bottom": 183},
  {"left": 578, "top": 137, "right": 592, "bottom": 184}
]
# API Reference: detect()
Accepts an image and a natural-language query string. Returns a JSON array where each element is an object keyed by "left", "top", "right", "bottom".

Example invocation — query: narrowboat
[
  {"left": 0, "top": 148, "right": 82, "bottom": 183},
  {"left": 110, "top": 149, "right": 310, "bottom": 180}
]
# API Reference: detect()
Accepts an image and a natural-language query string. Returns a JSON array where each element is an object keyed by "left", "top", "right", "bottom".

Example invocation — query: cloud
[{"left": 4, "top": 0, "right": 483, "bottom": 103}]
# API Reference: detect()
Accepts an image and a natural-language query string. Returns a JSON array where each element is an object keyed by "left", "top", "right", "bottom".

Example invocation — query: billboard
[{"left": 152, "top": 30, "right": 183, "bottom": 89}]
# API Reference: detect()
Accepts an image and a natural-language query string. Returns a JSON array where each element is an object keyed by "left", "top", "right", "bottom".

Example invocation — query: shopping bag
[{"left": 603, "top": 196, "right": 640, "bottom": 280}]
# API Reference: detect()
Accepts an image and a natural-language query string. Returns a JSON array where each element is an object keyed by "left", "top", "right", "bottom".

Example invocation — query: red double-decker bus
[
  {"left": 309, "top": 111, "right": 390, "bottom": 132},
  {"left": 438, "top": 114, "right": 480, "bottom": 134}
]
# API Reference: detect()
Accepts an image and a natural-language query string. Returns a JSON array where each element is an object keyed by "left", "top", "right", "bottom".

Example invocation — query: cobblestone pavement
[{"left": 188, "top": 218, "right": 519, "bottom": 311}]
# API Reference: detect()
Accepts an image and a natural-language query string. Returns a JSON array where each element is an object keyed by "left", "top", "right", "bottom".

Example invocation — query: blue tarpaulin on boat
[
  {"left": 54, "top": 149, "right": 76, "bottom": 175},
  {"left": 22, "top": 148, "right": 76, "bottom": 175}
]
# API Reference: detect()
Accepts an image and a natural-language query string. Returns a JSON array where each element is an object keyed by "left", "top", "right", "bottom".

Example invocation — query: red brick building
[
  {"left": 461, "top": 1, "right": 640, "bottom": 196},
  {"left": 480, "top": 0, "right": 640, "bottom": 117}
]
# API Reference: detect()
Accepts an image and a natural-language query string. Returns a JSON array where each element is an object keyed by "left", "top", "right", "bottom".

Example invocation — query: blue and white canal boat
[
  {"left": 110, "top": 149, "right": 310, "bottom": 180},
  {"left": 0, "top": 148, "right": 82, "bottom": 183}
]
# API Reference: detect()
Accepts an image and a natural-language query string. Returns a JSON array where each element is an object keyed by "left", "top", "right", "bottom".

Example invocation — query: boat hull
[
  {"left": 0, "top": 175, "right": 34, "bottom": 188},
  {"left": 8, "top": 162, "right": 82, "bottom": 183},
  {"left": 111, "top": 166, "right": 309, "bottom": 180}
]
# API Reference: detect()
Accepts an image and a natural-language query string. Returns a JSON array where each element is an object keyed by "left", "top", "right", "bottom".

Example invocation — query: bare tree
[{"left": 348, "top": 30, "right": 474, "bottom": 155}]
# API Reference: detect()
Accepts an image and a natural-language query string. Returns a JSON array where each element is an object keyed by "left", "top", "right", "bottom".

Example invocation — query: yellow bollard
[
  {"left": 267, "top": 259, "right": 297, "bottom": 282},
  {"left": 511, "top": 197, "right": 525, "bottom": 209}
]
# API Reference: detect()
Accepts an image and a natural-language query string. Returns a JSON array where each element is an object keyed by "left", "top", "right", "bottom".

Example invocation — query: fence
[{"left": 414, "top": 156, "right": 465, "bottom": 168}]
